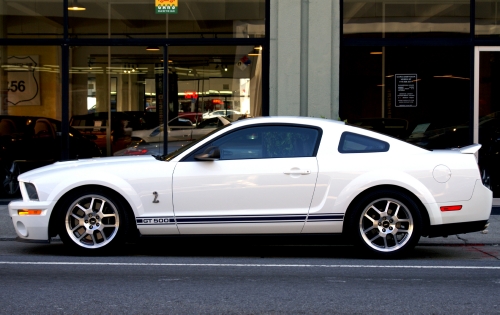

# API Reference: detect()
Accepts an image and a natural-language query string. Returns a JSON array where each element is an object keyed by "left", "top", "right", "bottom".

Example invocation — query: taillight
[{"left": 440, "top": 205, "right": 462, "bottom": 211}]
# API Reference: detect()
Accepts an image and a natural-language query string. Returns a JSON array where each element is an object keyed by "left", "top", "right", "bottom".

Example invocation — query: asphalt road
[
  {"left": 1, "top": 239, "right": 500, "bottom": 314},
  {"left": 1, "top": 204, "right": 500, "bottom": 314}
]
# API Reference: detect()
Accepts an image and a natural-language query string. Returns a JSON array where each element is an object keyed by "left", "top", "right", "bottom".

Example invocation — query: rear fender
[{"left": 331, "top": 169, "right": 442, "bottom": 225}]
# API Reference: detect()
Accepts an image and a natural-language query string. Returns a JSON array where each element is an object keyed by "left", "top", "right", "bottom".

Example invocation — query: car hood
[
  {"left": 132, "top": 129, "right": 153, "bottom": 138},
  {"left": 18, "top": 156, "right": 158, "bottom": 182}
]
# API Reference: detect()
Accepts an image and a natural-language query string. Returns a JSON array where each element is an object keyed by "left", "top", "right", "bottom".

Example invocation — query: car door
[{"left": 172, "top": 124, "right": 321, "bottom": 234}]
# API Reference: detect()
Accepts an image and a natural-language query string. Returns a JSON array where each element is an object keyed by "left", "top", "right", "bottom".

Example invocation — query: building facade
[{"left": 0, "top": 0, "right": 498, "bottom": 204}]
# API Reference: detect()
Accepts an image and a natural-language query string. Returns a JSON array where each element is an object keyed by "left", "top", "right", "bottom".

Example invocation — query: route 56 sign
[{"left": 7, "top": 55, "right": 40, "bottom": 106}]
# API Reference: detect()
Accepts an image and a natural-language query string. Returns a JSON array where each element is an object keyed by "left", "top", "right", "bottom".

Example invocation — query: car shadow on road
[{"left": 10, "top": 235, "right": 488, "bottom": 261}]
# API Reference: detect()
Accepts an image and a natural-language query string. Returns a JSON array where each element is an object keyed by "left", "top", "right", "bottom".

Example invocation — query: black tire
[
  {"left": 347, "top": 189, "right": 423, "bottom": 258},
  {"left": 57, "top": 188, "right": 131, "bottom": 253},
  {"left": 3, "top": 162, "right": 20, "bottom": 196}
]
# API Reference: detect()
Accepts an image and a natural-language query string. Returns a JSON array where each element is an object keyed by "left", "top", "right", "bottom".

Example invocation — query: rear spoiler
[{"left": 451, "top": 144, "right": 482, "bottom": 154}]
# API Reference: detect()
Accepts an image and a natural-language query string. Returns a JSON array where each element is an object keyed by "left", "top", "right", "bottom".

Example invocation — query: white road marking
[{"left": 0, "top": 261, "right": 499, "bottom": 269}]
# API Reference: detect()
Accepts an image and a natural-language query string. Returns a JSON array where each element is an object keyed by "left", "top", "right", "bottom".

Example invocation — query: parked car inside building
[
  {"left": 69, "top": 112, "right": 133, "bottom": 156},
  {"left": 0, "top": 116, "right": 101, "bottom": 196}
]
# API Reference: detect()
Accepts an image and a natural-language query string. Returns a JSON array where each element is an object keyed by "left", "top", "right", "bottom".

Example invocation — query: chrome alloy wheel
[
  {"left": 359, "top": 198, "right": 414, "bottom": 252},
  {"left": 65, "top": 195, "right": 120, "bottom": 249}
]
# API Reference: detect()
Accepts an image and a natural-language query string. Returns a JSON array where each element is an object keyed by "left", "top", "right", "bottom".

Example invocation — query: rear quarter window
[{"left": 338, "top": 132, "right": 390, "bottom": 153}]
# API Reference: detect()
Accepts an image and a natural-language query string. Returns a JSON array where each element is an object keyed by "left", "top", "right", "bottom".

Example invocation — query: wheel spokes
[
  {"left": 370, "top": 205, "right": 382, "bottom": 214},
  {"left": 363, "top": 225, "right": 376, "bottom": 234},
  {"left": 364, "top": 213, "right": 376, "bottom": 223},
  {"left": 65, "top": 194, "right": 120, "bottom": 249},
  {"left": 360, "top": 197, "right": 414, "bottom": 253}
]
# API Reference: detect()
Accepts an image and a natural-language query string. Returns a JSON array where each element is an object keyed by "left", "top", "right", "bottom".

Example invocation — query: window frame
[
  {"left": 338, "top": 131, "right": 390, "bottom": 154},
  {"left": 181, "top": 123, "right": 323, "bottom": 162}
]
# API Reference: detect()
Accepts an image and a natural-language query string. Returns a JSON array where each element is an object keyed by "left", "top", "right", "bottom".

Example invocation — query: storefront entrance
[{"left": 475, "top": 47, "right": 500, "bottom": 204}]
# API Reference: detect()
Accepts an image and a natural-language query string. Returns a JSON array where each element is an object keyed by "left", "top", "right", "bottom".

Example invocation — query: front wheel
[
  {"left": 58, "top": 189, "right": 131, "bottom": 252},
  {"left": 3, "top": 162, "right": 20, "bottom": 196},
  {"left": 347, "top": 190, "right": 423, "bottom": 258}
]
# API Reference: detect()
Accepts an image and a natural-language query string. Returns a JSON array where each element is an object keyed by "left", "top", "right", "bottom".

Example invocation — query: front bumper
[{"left": 8, "top": 200, "right": 56, "bottom": 242}]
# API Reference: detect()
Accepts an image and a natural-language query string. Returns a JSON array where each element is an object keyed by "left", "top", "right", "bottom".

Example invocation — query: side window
[
  {"left": 338, "top": 132, "right": 389, "bottom": 153},
  {"left": 188, "top": 125, "right": 321, "bottom": 161}
]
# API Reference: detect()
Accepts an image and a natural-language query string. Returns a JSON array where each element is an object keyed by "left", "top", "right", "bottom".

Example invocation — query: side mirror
[{"left": 194, "top": 146, "right": 220, "bottom": 161}]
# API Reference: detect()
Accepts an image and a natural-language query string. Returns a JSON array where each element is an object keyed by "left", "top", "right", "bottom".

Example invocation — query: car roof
[{"left": 229, "top": 116, "right": 345, "bottom": 128}]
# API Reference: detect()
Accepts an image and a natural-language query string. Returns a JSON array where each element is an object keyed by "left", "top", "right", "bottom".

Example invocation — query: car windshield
[{"left": 162, "top": 122, "right": 232, "bottom": 161}]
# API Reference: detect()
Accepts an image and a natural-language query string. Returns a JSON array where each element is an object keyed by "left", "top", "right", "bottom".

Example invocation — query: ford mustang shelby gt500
[{"left": 9, "top": 117, "right": 492, "bottom": 257}]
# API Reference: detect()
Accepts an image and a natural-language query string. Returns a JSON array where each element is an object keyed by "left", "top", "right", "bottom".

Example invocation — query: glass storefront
[
  {"left": 341, "top": 46, "right": 470, "bottom": 147},
  {"left": 1, "top": 0, "right": 500, "bottom": 204},
  {"left": 0, "top": 0, "right": 266, "bottom": 196},
  {"left": 342, "top": 1, "right": 500, "bottom": 203},
  {"left": 477, "top": 50, "right": 500, "bottom": 197},
  {"left": 69, "top": 45, "right": 262, "bottom": 156}
]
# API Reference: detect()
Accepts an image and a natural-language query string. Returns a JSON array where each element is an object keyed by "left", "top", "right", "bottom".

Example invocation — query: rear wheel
[
  {"left": 348, "top": 189, "right": 422, "bottom": 258},
  {"left": 58, "top": 189, "right": 131, "bottom": 252}
]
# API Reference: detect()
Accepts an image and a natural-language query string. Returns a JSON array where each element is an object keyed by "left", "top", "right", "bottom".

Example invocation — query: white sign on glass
[{"left": 7, "top": 55, "right": 40, "bottom": 106}]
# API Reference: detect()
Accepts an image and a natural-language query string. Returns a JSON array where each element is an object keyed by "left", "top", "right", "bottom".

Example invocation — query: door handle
[{"left": 284, "top": 169, "right": 311, "bottom": 175}]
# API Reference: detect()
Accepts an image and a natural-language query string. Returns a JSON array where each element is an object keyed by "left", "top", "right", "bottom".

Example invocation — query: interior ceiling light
[
  {"left": 254, "top": 45, "right": 263, "bottom": 51},
  {"left": 68, "top": 0, "right": 86, "bottom": 11},
  {"left": 370, "top": 52, "right": 383, "bottom": 55},
  {"left": 224, "top": 65, "right": 228, "bottom": 71},
  {"left": 146, "top": 46, "right": 160, "bottom": 51}
]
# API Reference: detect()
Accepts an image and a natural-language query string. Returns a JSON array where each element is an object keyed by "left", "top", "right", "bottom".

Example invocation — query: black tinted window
[
  {"left": 189, "top": 125, "right": 320, "bottom": 161},
  {"left": 338, "top": 132, "right": 389, "bottom": 153}
]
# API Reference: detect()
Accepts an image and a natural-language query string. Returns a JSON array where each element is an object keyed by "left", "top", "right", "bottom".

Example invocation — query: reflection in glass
[
  {"left": 1, "top": 1, "right": 64, "bottom": 38},
  {"left": 478, "top": 52, "right": 500, "bottom": 197},
  {"left": 69, "top": 45, "right": 262, "bottom": 157},
  {"left": 0, "top": 46, "right": 102, "bottom": 196},
  {"left": 476, "top": 0, "right": 500, "bottom": 37},
  {"left": 341, "top": 46, "right": 470, "bottom": 147},
  {"left": 343, "top": 0, "right": 470, "bottom": 38},
  {"left": 68, "top": 0, "right": 265, "bottom": 39}
]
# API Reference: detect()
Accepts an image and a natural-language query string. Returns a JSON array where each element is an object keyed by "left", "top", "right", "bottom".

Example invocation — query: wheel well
[
  {"left": 48, "top": 184, "right": 137, "bottom": 238},
  {"left": 342, "top": 184, "right": 430, "bottom": 236}
]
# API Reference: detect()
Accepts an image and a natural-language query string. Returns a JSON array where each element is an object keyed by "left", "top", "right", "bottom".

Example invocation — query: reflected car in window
[
  {"left": 132, "top": 116, "right": 230, "bottom": 143},
  {"left": 0, "top": 115, "right": 101, "bottom": 196},
  {"left": 69, "top": 112, "right": 133, "bottom": 155},
  {"left": 202, "top": 109, "right": 241, "bottom": 120},
  {"left": 8, "top": 117, "right": 492, "bottom": 258},
  {"left": 113, "top": 139, "right": 193, "bottom": 156}
]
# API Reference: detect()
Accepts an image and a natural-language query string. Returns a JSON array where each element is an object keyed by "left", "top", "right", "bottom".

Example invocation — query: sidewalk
[{"left": 1, "top": 204, "right": 499, "bottom": 245}]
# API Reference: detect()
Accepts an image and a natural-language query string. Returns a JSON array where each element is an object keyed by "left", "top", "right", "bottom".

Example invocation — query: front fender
[{"left": 44, "top": 170, "right": 144, "bottom": 218}]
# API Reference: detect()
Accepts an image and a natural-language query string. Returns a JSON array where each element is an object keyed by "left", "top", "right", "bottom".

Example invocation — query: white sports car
[{"left": 9, "top": 117, "right": 492, "bottom": 257}]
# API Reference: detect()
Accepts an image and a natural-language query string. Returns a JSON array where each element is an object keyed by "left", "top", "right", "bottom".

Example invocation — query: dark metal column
[
  {"left": 61, "top": 0, "right": 70, "bottom": 160},
  {"left": 469, "top": 0, "right": 476, "bottom": 145},
  {"left": 163, "top": 45, "right": 169, "bottom": 156},
  {"left": 262, "top": 0, "right": 270, "bottom": 116}
]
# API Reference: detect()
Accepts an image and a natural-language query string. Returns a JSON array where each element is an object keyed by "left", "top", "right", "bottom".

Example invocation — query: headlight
[{"left": 25, "top": 183, "right": 39, "bottom": 201}]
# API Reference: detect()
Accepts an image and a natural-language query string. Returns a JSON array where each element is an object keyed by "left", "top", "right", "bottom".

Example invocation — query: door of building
[{"left": 475, "top": 47, "right": 500, "bottom": 205}]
